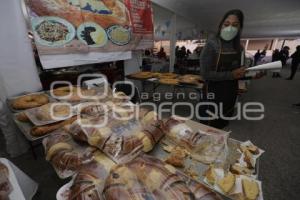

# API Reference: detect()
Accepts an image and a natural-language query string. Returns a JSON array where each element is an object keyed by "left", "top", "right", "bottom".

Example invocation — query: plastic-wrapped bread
[
  {"left": 43, "top": 130, "right": 96, "bottom": 178},
  {"left": 164, "top": 117, "right": 198, "bottom": 149},
  {"left": 64, "top": 152, "right": 115, "bottom": 200},
  {"left": 31, "top": 116, "right": 77, "bottom": 137},
  {"left": 103, "top": 156, "right": 195, "bottom": 200},
  {"left": 164, "top": 117, "right": 229, "bottom": 164},
  {"left": 136, "top": 110, "right": 165, "bottom": 152},
  {"left": 185, "top": 179, "right": 222, "bottom": 200}
]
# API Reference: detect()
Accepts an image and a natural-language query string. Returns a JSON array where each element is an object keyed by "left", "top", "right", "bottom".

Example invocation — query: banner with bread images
[{"left": 26, "top": 0, "right": 154, "bottom": 55}]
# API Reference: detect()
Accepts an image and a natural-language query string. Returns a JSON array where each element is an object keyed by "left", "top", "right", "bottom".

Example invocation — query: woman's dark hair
[{"left": 218, "top": 9, "right": 244, "bottom": 52}]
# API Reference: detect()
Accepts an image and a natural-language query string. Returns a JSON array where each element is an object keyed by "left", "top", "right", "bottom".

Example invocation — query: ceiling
[{"left": 152, "top": 0, "right": 300, "bottom": 38}]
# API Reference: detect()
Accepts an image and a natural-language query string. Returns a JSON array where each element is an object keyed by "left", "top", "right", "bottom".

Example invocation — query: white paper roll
[{"left": 246, "top": 61, "right": 282, "bottom": 71}]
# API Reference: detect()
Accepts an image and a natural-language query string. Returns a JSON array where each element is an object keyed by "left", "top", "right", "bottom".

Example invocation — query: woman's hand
[
  {"left": 253, "top": 71, "right": 266, "bottom": 79},
  {"left": 232, "top": 67, "right": 246, "bottom": 79}
]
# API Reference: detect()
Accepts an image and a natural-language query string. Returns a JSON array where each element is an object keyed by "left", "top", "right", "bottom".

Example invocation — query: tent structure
[{"left": 152, "top": 0, "right": 300, "bottom": 38}]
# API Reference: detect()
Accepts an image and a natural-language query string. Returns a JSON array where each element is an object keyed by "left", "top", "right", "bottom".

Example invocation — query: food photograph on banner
[{"left": 26, "top": 0, "right": 154, "bottom": 55}]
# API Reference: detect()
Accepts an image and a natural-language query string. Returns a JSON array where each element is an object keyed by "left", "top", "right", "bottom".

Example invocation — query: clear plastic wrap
[
  {"left": 25, "top": 103, "right": 75, "bottom": 126},
  {"left": 56, "top": 152, "right": 115, "bottom": 200},
  {"left": 164, "top": 117, "right": 229, "bottom": 164},
  {"left": 66, "top": 104, "right": 165, "bottom": 163},
  {"left": 103, "top": 155, "right": 221, "bottom": 200},
  {"left": 43, "top": 129, "right": 96, "bottom": 178}
]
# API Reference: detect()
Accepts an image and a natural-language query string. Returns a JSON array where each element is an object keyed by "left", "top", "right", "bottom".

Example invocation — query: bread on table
[
  {"left": 204, "top": 166, "right": 217, "bottom": 185},
  {"left": 230, "top": 164, "right": 253, "bottom": 176},
  {"left": 11, "top": 94, "right": 49, "bottom": 110},
  {"left": 242, "top": 179, "right": 259, "bottom": 200},
  {"left": 217, "top": 172, "right": 235, "bottom": 194},
  {"left": 103, "top": 156, "right": 195, "bottom": 200},
  {"left": 35, "top": 103, "right": 72, "bottom": 121},
  {"left": 244, "top": 150, "right": 255, "bottom": 169},
  {"left": 16, "top": 112, "right": 30, "bottom": 122},
  {"left": 240, "top": 144, "right": 259, "bottom": 155},
  {"left": 68, "top": 160, "right": 109, "bottom": 200},
  {"left": 165, "top": 146, "right": 188, "bottom": 168},
  {"left": 43, "top": 130, "right": 95, "bottom": 173},
  {"left": 31, "top": 116, "right": 77, "bottom": 137}
]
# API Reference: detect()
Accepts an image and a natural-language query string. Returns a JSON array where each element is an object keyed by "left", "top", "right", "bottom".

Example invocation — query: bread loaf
[{"left": 104, "top": 156, "right": 195, "bottom": 200}]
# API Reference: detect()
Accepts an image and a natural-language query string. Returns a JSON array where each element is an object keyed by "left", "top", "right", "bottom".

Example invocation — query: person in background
[
  {"left": 254, "top": 50, "right": 261, "bottom": 66},
  {"left": 199, "top": 9, "right": 264, "bottom": 129},
  {"left": 179, "top": 46, "right": 187, "bottom": 59},
  {"left": 293, "top": 102, "right": 300, "bottom": 108},
  {"left": 276, "top": 46, "right": 290, "bottom": 78},
  {"left": 175, "top": 46, "right": 180, "bottom": 58},
  {"left": 141, "top": 50, "right": 152, "bottom": 71},
  {"left": 187, "top": 49, "right": 192, "bottom": 58},
  {"left": 286, "top": 45, "right": 300, "bottom": 80},
  {"left": 194, "top": 46, "right": 203, "bottom": 57},
  {"left": 261, "top": 49, "right": 267, "bottom": 58},
  {"left": 157, "top": 47, "right": 167, "bottom": 60},
  {"left": 280, "top": 46, "right": 290, "bottom": 66},
  {"left": 272, "top": 49, "right": 281, "bottom": 78}
]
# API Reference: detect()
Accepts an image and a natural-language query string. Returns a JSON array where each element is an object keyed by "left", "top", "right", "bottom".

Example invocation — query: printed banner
[{"left": 26, "top": 0, "right": 154, "bottom": 55}]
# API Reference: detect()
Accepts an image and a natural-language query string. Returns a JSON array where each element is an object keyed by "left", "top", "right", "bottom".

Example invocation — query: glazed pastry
[
  {"left": 240, "top": 144, "right": 259, "bottom": 155},
  {"left": 31, "top": 116, "right": 77, "bottom": 137},
  {"left": 51, "top": 86, "right": 98, "bottom": 102},
  {"left": 11, "top": 94, "right": 49, "bottom": 110},
  {"left": 16, "top": 112, "right": 30, "bottom": 122},
  {"left": 244, "top": 150, "right": 255, "bottom": 169},
  {"left": 230, "top": 164, "right": 253, "bottom": 176},
  {"left": 34, "top": 103, "right": 72, "bottom": 121},
  {"left": 165, "top": 146, "right": 188, "bottom": 168}
]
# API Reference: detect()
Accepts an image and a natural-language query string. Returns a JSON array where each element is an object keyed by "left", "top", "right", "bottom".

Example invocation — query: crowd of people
[{"left": 253, "top": 45, "right": 300, "bottom": 79}]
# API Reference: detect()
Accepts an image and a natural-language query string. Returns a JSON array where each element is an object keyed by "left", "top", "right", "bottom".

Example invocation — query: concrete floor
[{"left": 0, "top": 68, "right": 300, "bottom": 200}]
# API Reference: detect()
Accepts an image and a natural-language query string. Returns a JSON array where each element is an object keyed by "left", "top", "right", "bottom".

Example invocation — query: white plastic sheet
[
  {"left": 0, "top": 158, "right": 38, "bottom": 200},
  {"left": 0, "top": 100, "right": 29, "bottom": 157}
]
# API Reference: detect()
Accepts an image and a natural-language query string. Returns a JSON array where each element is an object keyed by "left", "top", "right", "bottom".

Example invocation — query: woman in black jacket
[
  {"left": 199, "top": 9, "right": 247, "bottom": 129},
  {"left": 287, "top": 45, "right": 300, "bottom": 80}
]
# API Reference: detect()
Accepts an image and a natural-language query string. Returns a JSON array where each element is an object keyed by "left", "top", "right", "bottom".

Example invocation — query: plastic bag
[
  {"left": 103, "top": 155, "right": 196, "bottom": 200},
  {"left": 25, "top": 103, "right": 75, "bottom": 126},
  {"left": 43, "top": 129, "right": 96, "bottom": 178},
  {"left": 66, "top": 104, "right": 164, "bottom": 163},
  {"left": 164, "top": 117, "right": 229, "bottom": 164},
  {"left": 57, "top": 152, "right": 115, "bottom": 200}
]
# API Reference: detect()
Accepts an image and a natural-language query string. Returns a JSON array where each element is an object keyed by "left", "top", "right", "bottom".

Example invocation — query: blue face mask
[{"left": 220, "top": 26, "right": 238, "bottom": 41}]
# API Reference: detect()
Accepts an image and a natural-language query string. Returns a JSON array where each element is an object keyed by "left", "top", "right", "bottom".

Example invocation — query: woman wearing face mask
[{"left": 199, "top": 9, "right": 249, "bottom": 129}]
